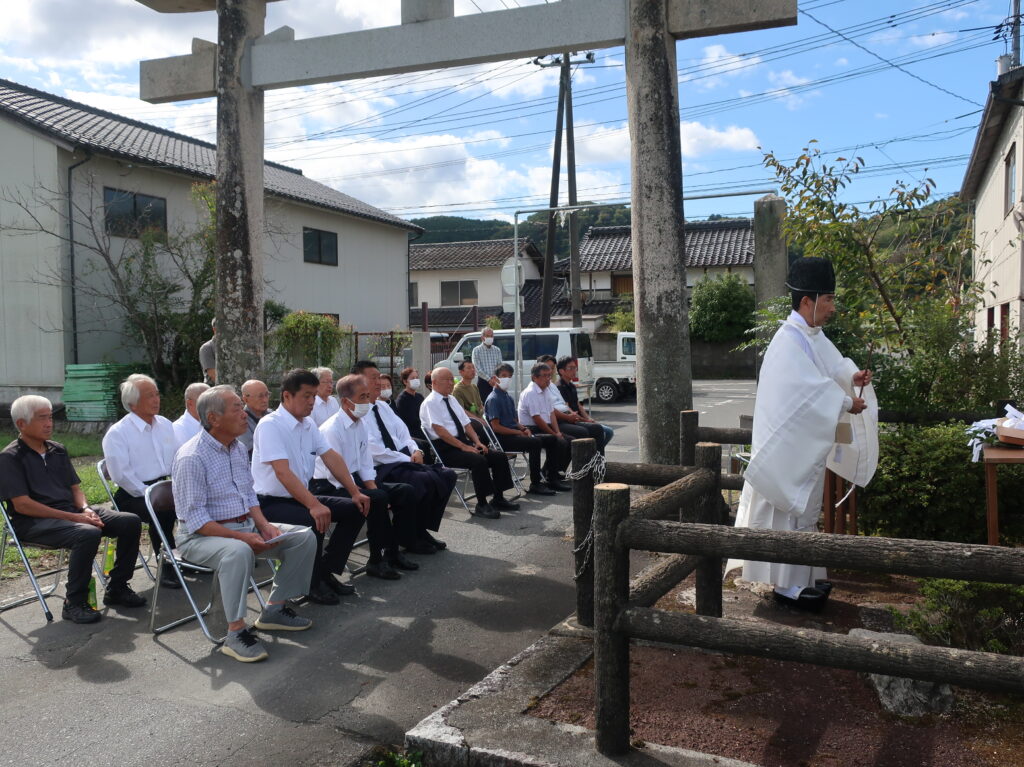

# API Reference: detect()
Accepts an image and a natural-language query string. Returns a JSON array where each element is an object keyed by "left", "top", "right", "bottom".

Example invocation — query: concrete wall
[
  {"left": 412, "top": 258, "right": 541, "bottom": 309},
  {"left": 0, "top": 119, "right": 67, "bottom": 402},
  {"left": 973, "top": 100, "right": 1024, "bottom": 341}
]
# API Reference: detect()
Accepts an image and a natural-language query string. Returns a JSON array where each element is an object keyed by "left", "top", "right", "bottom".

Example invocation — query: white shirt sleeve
[{"left": 102, "top": 422, "right": 145, "bottom": 497}]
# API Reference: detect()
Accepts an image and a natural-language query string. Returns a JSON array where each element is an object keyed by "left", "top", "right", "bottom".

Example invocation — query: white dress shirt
[
  {"left": 518, "top": 381, "right": 555, "bottom": 427},
  {"left": 310, "top": 395, "right": 340, "bottom": 427},
  {"left": 315, "top": 411, "right": 374, "bottom": 488},
  {"left": 544, "top": 382, "right": 573, "bottom": 413},
  {"left": 102, "top": 411, "right": 177, "bottom": 497},
  {"left": 251, "top": 405, "right": 330, "bottom": 497},
  {"left": 172, "top": 410, "right": 203, "bottom": 448},
  {"left": 420, "top": 390, "right": 470, "bottom": 441},
  {"left": 365, "top": 402, "right": 419, "bottom": 465}
]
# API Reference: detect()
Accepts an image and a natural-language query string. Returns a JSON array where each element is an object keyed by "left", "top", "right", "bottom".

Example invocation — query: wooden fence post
[
  {"left": 571, "top": 437, "right": 598, "bottom": 628},
  {"left": 680, "top": 410, "right": 698, "bottom": 466},
  {"left": 594, "top": 482, "right": 631, "bottom": 756},
  {"left": 694, "top": 442, "right": 723, "bottom": 618}
]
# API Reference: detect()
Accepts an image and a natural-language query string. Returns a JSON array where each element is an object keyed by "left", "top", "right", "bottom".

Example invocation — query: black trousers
[
  {"left": 476, "top": 377, "right": 493, "bottom": 401},
  {"left": 309, "top": 478, "right": 417, "bottom": 557},
  {"left": 501, "top": 431, "right": 569, "bottom": 482},
  {"left": 558, "top": 421, "right": 608, "bottom": 454},
  {"left": 258, "top": 494, "right": 365, "bottom": 589},
  {"left": 11, "top": 508, "right": 141, "bottom": 604},
  {"left": 376, "top": 461, "right": 458, "bottom": 532},
  {"left": 432, "top": 438, "right": 513, "bottom": 503},
  {"left": 114, "top": 486, "right": 176, "bottom": 552}
]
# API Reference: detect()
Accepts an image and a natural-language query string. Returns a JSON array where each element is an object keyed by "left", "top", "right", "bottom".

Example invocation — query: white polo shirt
[
  {"left": 172, "top": 410, "right": 203, "bottom": 449},
  {"left": 311, "top": 394, "right": 340, "bottom": 427},
  {"left": 102, "top": 411, "right": 177, "bottom": 497},
  {"left": 365, "top": 402, "right": 419, "bottom": 466},
  {"left": 314, "top": 410, "right": 375, "bottom": 488},
  {"left": 251, "top": 405, "right": 330, "bottom": 497},
  {"left": 518, "top": 381, "right": 556, "bottom": 427},
  {"left": 420, "top": 390, "right": 470, "bottom": 441},
  {"left": 545, "top": 382, "right": 573, "bottom": 413}
]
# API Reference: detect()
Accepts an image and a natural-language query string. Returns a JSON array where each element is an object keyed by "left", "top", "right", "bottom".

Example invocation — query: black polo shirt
[
  {"left": 556, "top": 378, "right": 581, "bottom": 413},
  {"left": 0, "top": 439, "right": 81, "bottom": 516}
]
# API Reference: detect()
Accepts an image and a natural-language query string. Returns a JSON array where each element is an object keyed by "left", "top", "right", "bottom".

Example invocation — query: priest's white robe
[{"left": 725, "top": 311, "right": 878, "bottom": 590}]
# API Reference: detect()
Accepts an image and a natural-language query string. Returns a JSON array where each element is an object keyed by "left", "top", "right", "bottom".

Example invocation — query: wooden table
[{"left": 982, "top": 445, "right": 1024, "bottom": 545}]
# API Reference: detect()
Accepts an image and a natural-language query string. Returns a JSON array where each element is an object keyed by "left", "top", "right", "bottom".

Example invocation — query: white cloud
[
  {"left": 834, "top": 57, "right": 849, "bottom": 67},
  {"left": 766, "top": 70, "right": 817, "bottom": 110},
  {"left": 685, "top": 44, "right": 762, "bottom": 90},
  {"left": 867, "top": 29, "right": 903, "bottom": 47},
  {"left": 908, "top": 31, "right": 957, "bottom": 48},
  {"left": 0, "top": 54, "right": 39, "bottom": 73},
  {"left": 679, "top": 121, "right": 759, "bottom": 156},
  {"left": 874, "top": 112, "right": 888, "bottom": 120}
]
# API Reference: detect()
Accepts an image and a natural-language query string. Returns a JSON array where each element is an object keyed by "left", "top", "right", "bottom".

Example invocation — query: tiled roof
[
  {"left": 409, "top": 279, "right": 548, "bottom": 330},
  {"left": 0, "top": 78, "right": 420, "bottom": 233},
  {"left": 576, "top": 220, "right": 754, "bottom": 272},
  {"left": 409, "top": 238, "right": 543, "bottom": 271}
]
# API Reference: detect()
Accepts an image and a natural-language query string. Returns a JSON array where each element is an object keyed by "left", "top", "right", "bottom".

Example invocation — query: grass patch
[{"left": 0, "top": 431, "right": 103, "bottom": 458}]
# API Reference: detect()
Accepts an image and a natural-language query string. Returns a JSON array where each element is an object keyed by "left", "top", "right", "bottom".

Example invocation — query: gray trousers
[{"left": 176, "top": 521, "right": 316, "bottom": 623}]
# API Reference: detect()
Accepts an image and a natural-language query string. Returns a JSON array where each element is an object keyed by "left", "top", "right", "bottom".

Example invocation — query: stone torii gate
[{"left": 135, "top": 0, "right": 795, "bottom": 466}]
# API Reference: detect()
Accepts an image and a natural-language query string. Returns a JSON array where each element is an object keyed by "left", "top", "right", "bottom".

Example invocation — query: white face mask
[
  {"left": 350, "top": 402, "right": 372, "bottom": 418},
  {"left": 483, "top": 336, "right": 493, "bottom": 346},
  {"left": 497, "top": 377, "right": 512, "bottom": 391},
  {"left": 409, "top": 378, "right": 421, "bottom": 390},
  {"left": 379, "top": 388, "right": 393, "bottom": 400}
]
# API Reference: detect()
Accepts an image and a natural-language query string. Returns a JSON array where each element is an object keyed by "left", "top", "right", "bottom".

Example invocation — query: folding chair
[
  {"left": 0, "top": 498, "right": 105, "bottom": 622},
  {"left": 477, "top": 418, "right": 527, "bottom": 498},
  {"left": 424, "top": 439, "right": 474, "bottom": 512},
  {"left": 96, "top": 459, "right": 155, "bottom": 581},
  {"left": 145, "top": 480, "right": 268, "bottom": 644}
]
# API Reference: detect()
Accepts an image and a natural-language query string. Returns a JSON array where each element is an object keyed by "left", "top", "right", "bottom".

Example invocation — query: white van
[{"left": 442, "top": 328, "right": 595, "bottom": 398}]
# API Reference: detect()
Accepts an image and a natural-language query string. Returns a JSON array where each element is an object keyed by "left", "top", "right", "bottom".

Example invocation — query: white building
[
  {"left": 960, "top": 66, "right": 1024, "bottom": 341},
  {"left": 0, "top": 79, "right": 420, "bottom": 402}
]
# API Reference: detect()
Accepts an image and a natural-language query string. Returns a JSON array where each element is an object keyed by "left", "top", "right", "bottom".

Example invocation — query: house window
[
  {"left": 303, "top": 227, "right": 338, "bottom": 266},
  {"left": 1001, "top": 302, "right": 1011, "bottom": 340},
  {"left": 440, "top": 280, "right": 478, "bottom": 306},
  {"left": 988, "top": 306, "right": 995, "bottom": 331},
  {"left": 104, "top": 187, "right": 167, "bottom": 238},
  {"left": 409, "top": 282, "right": 419, "bottom": 308},
  {"left": 1006, "top": 144, "right": 1017, "bottom": 216}
]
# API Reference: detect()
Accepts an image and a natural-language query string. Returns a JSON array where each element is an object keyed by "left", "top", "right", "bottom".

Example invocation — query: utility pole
[
  {"left": 1014, "top": 0, "right": 1021, "bottom": 68},
  {"left": 626, "top": 0, "right": 691, "bottom": 466},
  {"left": 537, "top": 51, "right": 595, "bottom": 328}
]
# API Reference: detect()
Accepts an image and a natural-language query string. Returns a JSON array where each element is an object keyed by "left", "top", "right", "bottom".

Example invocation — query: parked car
[
  {"left": 592, "top": 332, "right": 636, "bottom": 403},
  {"left": 441, "top": 327, "right": 595, "bottom": 398}
]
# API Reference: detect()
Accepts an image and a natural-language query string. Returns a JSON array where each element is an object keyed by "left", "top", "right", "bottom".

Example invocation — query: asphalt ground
[{"left": 0, "top": 380, "right": 755, "bottom": 767}]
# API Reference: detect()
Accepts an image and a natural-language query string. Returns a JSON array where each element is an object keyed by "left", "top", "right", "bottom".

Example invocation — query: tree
[
  {"left": 689, "top": 274, "right": 755, "bottom": 343},
  {"left": 605, "top": 294, "right": 635, "bottom": 332},
  {"left": 271, "top": 311, "right": 349, "bottom": 369}
]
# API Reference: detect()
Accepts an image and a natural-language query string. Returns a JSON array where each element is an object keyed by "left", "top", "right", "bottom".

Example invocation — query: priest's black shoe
[
  {"left": 366, "top": 560, "right": 401, "bottom": 580},
  {"left": 472, "top": 503, "right": 500, "bottom": 519},
  {"left": 492, "top": 497, "right": 520, "bottom": 511},
  {"left": 323, "top": 573, "right": 356, "bottom": 596},
  {"left": 528, "top": 482, "right": 556, "bottom": 496},
  {"left": 306, "top": 581, "right": 340, "bottom": 605},
  {"left": 389, "top": 552, "right": 420, "bottom": 571},
  {"left": 422, "top": 531, "right": 446, "bottom": 550},
  {"left": 773, "top": 587, "right": 828, "bottom": 612}
]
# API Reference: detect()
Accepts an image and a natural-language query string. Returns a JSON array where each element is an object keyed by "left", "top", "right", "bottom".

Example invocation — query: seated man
[
  {"left": 453, "top": 360, "right": 487, "bottom": 425},
  {"left": 421, "top": 367, "right": 517, "bottom": 520},
  {"left": 0, "top": 395, "right": 146, "bottom": 624},
  {"left": 252, "top": 369, "right": 370, "bottom": 605},
  {"left": 485, "top": 364, "right": 560, "bottom": 496},
  {"left": 102, "top": 373, "right": 180, "bottom": 589},
  {"left": 238, "top": 378, "right": 271, "bottom": 455},
  {"left": 310, "top": 367, "right": 340, "bottom": 427},
  {"left": 537, "top": 355, "right": 607, "bottom": 454},
  {"left": 555, "top": 356, "right": 614, "bottom": 448},
  {"left": 173, "top": 382, "right": 209, "bottom": 448},
  {"left": 360, "top": 362, "right": 456, "bottom": 553},
  {"left": 311, "top": 374, "right": 418, "bottom": 580},
  {"left": 516, "top": 363, "right": 573, "bottom": 491},
  {"left": 173, "top": 386, "right": 317, "bottom": 662}
]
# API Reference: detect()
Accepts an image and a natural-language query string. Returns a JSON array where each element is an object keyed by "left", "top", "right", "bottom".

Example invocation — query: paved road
[{"left": 0, "top": 380, "right": 755, "bottom": 766}]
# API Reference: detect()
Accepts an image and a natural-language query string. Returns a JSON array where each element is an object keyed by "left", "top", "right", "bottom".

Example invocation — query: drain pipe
[{"left": 66, "top": 152, "right": 91, "bottom": 364}]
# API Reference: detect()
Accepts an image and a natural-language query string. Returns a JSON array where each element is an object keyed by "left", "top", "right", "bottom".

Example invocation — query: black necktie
[
  {"left": 443, "top": 397, "right": 467, "bottom": 441},
  {"left": 372, "top": 404, "right": 398, "bottom": 452}
]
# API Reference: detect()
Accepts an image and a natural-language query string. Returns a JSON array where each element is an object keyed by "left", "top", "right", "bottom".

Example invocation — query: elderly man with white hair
[
  {"left": 173, "top": 382, "right": 210, "bottom": 448},
  {"left": 102, "top": 373, "right": 180, "bottom": 589},
  {"left": 310, "top": 367, "right": 340, "bottom": 427},
  {"left": 238, "top": 379, "right": 271, "bottom": 454},
  {"left": 173, "top": 385, "right": 317, "bottom": 662},
  {"left": 0, "top": 396, "right": 146, "bottom": 623}
]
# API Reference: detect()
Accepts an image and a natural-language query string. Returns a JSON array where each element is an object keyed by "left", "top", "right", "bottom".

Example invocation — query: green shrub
[
  {"left": 858, "top": 423, "right": 1024, "bottom": 544},
  {"left": 893, "top": 578, "right": 1024, "bottom": 655},
  {"left": 690, "top": 274, "right": 755, "bottom": 343},
  {"left": 271, "top": 311, "right": 349, "bottom": 369}
]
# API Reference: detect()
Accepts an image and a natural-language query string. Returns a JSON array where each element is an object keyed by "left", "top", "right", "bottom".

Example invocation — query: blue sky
[{"left": 0, "top": 0, "right": 1011, "bottom": 225}]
